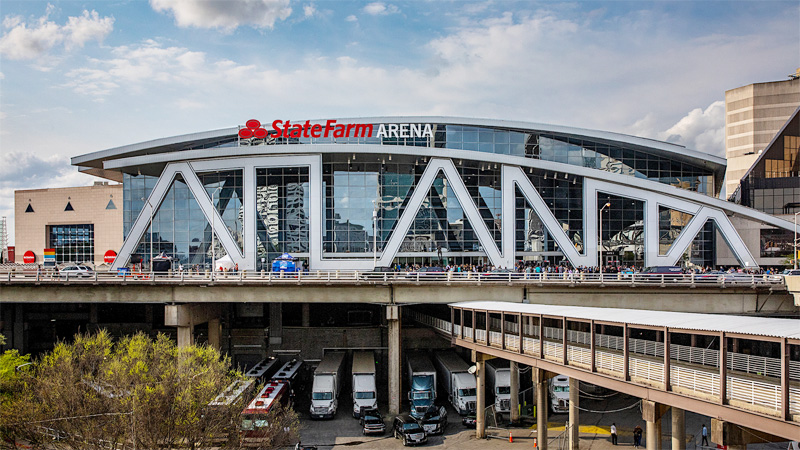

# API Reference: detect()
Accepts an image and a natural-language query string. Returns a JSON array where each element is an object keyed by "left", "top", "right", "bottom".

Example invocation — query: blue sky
[{"left": 1, "top": 0, "right": 799, "bottom": 244}]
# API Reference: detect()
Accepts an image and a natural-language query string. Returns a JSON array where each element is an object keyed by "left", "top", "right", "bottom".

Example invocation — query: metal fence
[{"left": 0, "top": 268, "right": 787, "bottom": 288}]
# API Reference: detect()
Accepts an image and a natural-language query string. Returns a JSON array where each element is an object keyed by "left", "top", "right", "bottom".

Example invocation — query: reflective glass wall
[{"left": 48, "top": 224, "right": 94, "bottom": 264}]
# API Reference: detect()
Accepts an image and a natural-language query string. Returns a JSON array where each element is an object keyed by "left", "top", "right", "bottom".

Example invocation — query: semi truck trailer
[
  {"left": 406, "top": 353, "right": 437, "bottom": 419},
  {"left": 310, "top": 351, "right": 346, "bottom": 419},
  {"left": 433, "top": 351, "right": 476, "bottom": 415},
  {"left": 351, "top": 351, "right": 377, "bottom": 418}
]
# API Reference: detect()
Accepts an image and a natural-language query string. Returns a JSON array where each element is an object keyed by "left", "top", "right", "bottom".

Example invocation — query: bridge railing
[
  {"left": 0, "top": 268, "right": 787, "bottom": 288},
  {"left": 407, "top": 309, "right": 800, "bottom": 422}
]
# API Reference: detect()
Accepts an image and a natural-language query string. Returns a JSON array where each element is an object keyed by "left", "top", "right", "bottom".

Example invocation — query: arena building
[{"left": 71, "top": 117, "right": 798, "bottom": 272}]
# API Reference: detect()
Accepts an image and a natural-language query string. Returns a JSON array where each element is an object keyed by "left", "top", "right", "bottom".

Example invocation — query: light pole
[
  {"left": 211, "top": 186, "right": 222, "bottom": 276},
  {"left": 794, "top": 211, "right": 799, "bottom": 270},
  {"left": 372, "top": 200, "right": 378, "bottom": 269},
  {"left": 141, "top": 197, "right": 153, "bottom": 271},
  {"left": 599, "top": 202, "right": 611, "bottom": 274}
]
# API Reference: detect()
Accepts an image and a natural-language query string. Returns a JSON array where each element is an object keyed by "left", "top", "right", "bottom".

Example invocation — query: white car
[{"left": 59, "top": 265, "right": 94, "bottom": 278}]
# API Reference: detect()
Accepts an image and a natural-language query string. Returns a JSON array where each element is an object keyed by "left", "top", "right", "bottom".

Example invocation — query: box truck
[
  {"left": 485, "top": 359, "right": 512, "bottom": 414},
  {"left": 433, "top": 351, "right": 476, "bottom": 415},
  {"left": 549, "top": 375, "right": 570, "bottom": 413},
  {"left": 406, "top": 353, "right": 437, "bottom": 419},
  {"left": 310, "top": 351, "right": 346, "bottom": 419},
  {"left": 351, "top": 351, "right": 378, "bottom": 418}
]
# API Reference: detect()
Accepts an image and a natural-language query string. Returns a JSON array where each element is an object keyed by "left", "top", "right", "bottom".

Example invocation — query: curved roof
[{"left": 71, "top": 116, "right": 726, "bottom": 172}]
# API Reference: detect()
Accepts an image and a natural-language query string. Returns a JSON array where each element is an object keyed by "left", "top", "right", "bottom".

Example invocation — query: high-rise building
[{"left": 725, "top": 69, "right": 800, "bottom": 198}]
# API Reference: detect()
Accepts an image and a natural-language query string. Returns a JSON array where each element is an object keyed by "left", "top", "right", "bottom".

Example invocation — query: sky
[{"left": 1, "top": 0, "right": 799, "bottom": 245}]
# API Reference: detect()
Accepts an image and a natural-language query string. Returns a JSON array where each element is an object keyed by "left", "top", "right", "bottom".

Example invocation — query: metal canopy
[{"left": 451, "top": 301, "right": 800, "bottom": 339}]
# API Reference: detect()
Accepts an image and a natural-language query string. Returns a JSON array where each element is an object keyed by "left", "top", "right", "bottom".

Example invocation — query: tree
[{"left": 0, "top": 330, "right": 298, "bottom": 449}]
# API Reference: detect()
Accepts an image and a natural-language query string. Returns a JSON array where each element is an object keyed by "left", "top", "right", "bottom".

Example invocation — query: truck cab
[
  {"left": 407, "top": 353, "right": 437, "bottom": 419},
  {"left": 310, "top": 352, "right": 346, "bottom": 419},
  {"left": 450, "top": 372, "right": 477, "bottom": 415},
  {"left": 548, "top": 375, "right": 570, "bottom": 414},
  {"left": 352, "top": 373, "right": 378, "bottom": 417}
]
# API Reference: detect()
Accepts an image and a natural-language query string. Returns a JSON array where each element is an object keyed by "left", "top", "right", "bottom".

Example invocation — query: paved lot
[{"left": 294, "top": 386, "right": 791, "bottom": 449}]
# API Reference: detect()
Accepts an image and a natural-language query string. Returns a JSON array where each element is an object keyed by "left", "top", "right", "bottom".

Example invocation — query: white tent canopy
[{"left": 214, "top": 254, "right": 235, "bottom": 270}]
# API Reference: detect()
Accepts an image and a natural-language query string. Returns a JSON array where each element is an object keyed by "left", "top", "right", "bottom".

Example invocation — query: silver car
[{"left": 59, "top": 265, "right": 94, "bottom": 278}]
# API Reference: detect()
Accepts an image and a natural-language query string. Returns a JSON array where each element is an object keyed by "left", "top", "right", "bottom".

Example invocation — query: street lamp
[
  {"left": 599, "top": 202, "right": 611, "bottom": 275},
  {"left": 211, "top": 186, "right": 223, "bottom": 276},
  {"left": 141, "top": 197, "right": 153, "bottom": 271},
  {"left": 794, "top": 211, "right": 800, "bottom": 270},
  {"left": 372, "top": 200, "right": 378, "bottom": 269}
]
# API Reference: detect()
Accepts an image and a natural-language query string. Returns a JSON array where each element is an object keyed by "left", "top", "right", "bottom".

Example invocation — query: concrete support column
[
  {"left": 165, "top": 303, "right": 223, "bottom": 349},
  {"left": 568, "top": 377, "right": 579, "bottom": 450},
  {"left": 509, "top": 361, "right": 520, "bottom": 423},
  {"left": 301, "top": 303, "right": 310, "bottom": 327},
  {"left": 208, "top": 318, "right": 221, "bottom": 350},
  {"left": 671, "top": 407, "right": 685, "bottom": 450},
  {"left": 534, "top": 369, "right": 549, "bottom": 450},
  {"left": 387, "top": 305, "right": 401, "bottom": 416},
  {"left": 642, "top": 400, "right": 666, "bottom": 450},
  {"left": 177, "top": 325, "right": 194, "bottom": 348},
  {"left": 475, "top": 356, "right": 486, "bottom": 439}
]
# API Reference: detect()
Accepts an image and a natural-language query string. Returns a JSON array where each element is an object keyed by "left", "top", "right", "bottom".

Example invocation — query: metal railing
[
  {"left": 407, "top": 310, "right": 800, "bottom": 421},
  {"left": 0, "top": 268, "right": 787, "bottom": 288}
]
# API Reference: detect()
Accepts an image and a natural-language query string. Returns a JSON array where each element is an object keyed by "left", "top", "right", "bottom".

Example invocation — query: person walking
[
  {"left": 610, "top": 422, "right": 618, "bottom": 445},
  {"left": 633, "top": 425, "right": 643, "bottom": 448},
  {"left": 701, "top": 424, "right": 709, "bottom": 447}
]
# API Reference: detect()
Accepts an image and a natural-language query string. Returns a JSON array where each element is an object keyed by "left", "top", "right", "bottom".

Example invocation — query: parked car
[
  {"left": 639, "top": 266, "right": 683, "bottom": 280},
  {"left": 782, "top": 269, "right": 800, "bottom": 276},
  {"left": 59, "top": 265, "right": 94, "bottom": 278},
  {"left": 462, "top": 413, "right": 477, "bottom": 428},
  {"left": 420, "top": 405, "right": 447, "bottom": 435},
  {"left": 360, "top": 408, "right": 385, "bottom": 435},
  {"left": 393, "top": 414, "right": 427, "bottom": 446}
]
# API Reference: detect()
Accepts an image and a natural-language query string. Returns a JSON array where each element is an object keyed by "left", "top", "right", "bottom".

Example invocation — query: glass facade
[
  {"left": 116, "top": 121, "right": 730, "bottom": 269},
  {"left": 740, "top": 111, "right": 800, "bottom": 215},
  {"left": 48, "top": 224, "right": 94, "bottom": 264},
  {"left": 237, "top": 122, "right": 717, "bottom": 196}
]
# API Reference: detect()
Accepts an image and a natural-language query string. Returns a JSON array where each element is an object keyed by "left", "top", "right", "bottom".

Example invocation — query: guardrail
[{"left": 0, "top": 269, "right": 787, "bottom": 288}]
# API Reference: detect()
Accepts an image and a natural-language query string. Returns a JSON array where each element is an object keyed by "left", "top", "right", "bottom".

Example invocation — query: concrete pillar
[
  {"left": 475, "top": 357, "right": 486, "bottom": 439},
  {"left": 387, "top": 305, "right": 401, "bottom": 416},
  {"left": 535, "top": 369, "right": 549, "bottom": 450},
  {"left": 510, "top": 361, "right": 520, "bottom": 423},
  {"left": 301, "top": 303, "right": 310, "bottom": 327},
  {"left": 269, "top": 303, "right": 283, "bottom": 347},
  {"left": 208, "top": 318, "right": 221, "bottom": 350},
  {"left": 568, "top": 377, "right": 579, "bottom": 450},
  {"left": 177, "top": 325, "right": 194, "bottom": 348},
  {"left": 671, "top": 407, "right": 685, "bottom": 450},
  {"left": 642, "top": 400, "right": 666, "bottom": 450}
]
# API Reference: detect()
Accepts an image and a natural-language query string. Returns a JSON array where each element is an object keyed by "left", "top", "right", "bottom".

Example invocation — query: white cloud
[
  {"left": 363, "top": 2, "right": 399, "bottom": 16},
  {"left": 150, "top": 0, "right": 292, "bottom": 31},
  {"left": 661, "top": 101, "right": 726, "bottom": 157},
  {"left": 0, "top": 9, "right": 113, "bottom": 60},
  {"left": 303, "top": 4, "right": 316, "bottom": 18},
  {"left": 345, "top": 14, "right": 358, "bottom": 22}
]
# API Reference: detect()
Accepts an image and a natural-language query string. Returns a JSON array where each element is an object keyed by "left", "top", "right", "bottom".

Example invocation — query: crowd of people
[{"left": 391, "top": 261, "right": 786, "bottom": 275}]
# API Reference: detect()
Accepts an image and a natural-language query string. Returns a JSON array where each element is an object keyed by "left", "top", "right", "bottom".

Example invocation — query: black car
[
  {"left": 462, "top": 413, "right": 476, "bottom": 428},
  {"left": 420, "top": 405, "right": 447, "bottom": 435},
  {"left": 393, "top": 414, "right": 427, "bottom": 446},
  {"left": 360, "top": 408, "right": 386, "bottom": 435}
]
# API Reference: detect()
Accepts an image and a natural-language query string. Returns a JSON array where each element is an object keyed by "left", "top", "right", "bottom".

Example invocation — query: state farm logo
[
  {"left": 238, "top": 119, "right": 269, "bottom": 139},
  {"left": 238, "top": 119, "right": 434, "bottom": 141}
]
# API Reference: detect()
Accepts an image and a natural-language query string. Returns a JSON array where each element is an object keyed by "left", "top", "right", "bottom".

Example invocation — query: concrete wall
[
  {"left": 14, "top": 183, "right": 123, "bottom": 266},
  {"left": 280, "top": 326, "right": 383, "bottom": 360}
]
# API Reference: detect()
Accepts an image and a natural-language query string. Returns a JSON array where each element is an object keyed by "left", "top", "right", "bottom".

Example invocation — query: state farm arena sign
[{"left": 239, "top": 119, "right": 434, "bottom": 140}]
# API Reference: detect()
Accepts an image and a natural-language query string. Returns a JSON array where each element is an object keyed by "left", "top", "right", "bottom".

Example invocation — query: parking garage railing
[{"left": 0, "top": 268, "right": 788, "bottom": 289}]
